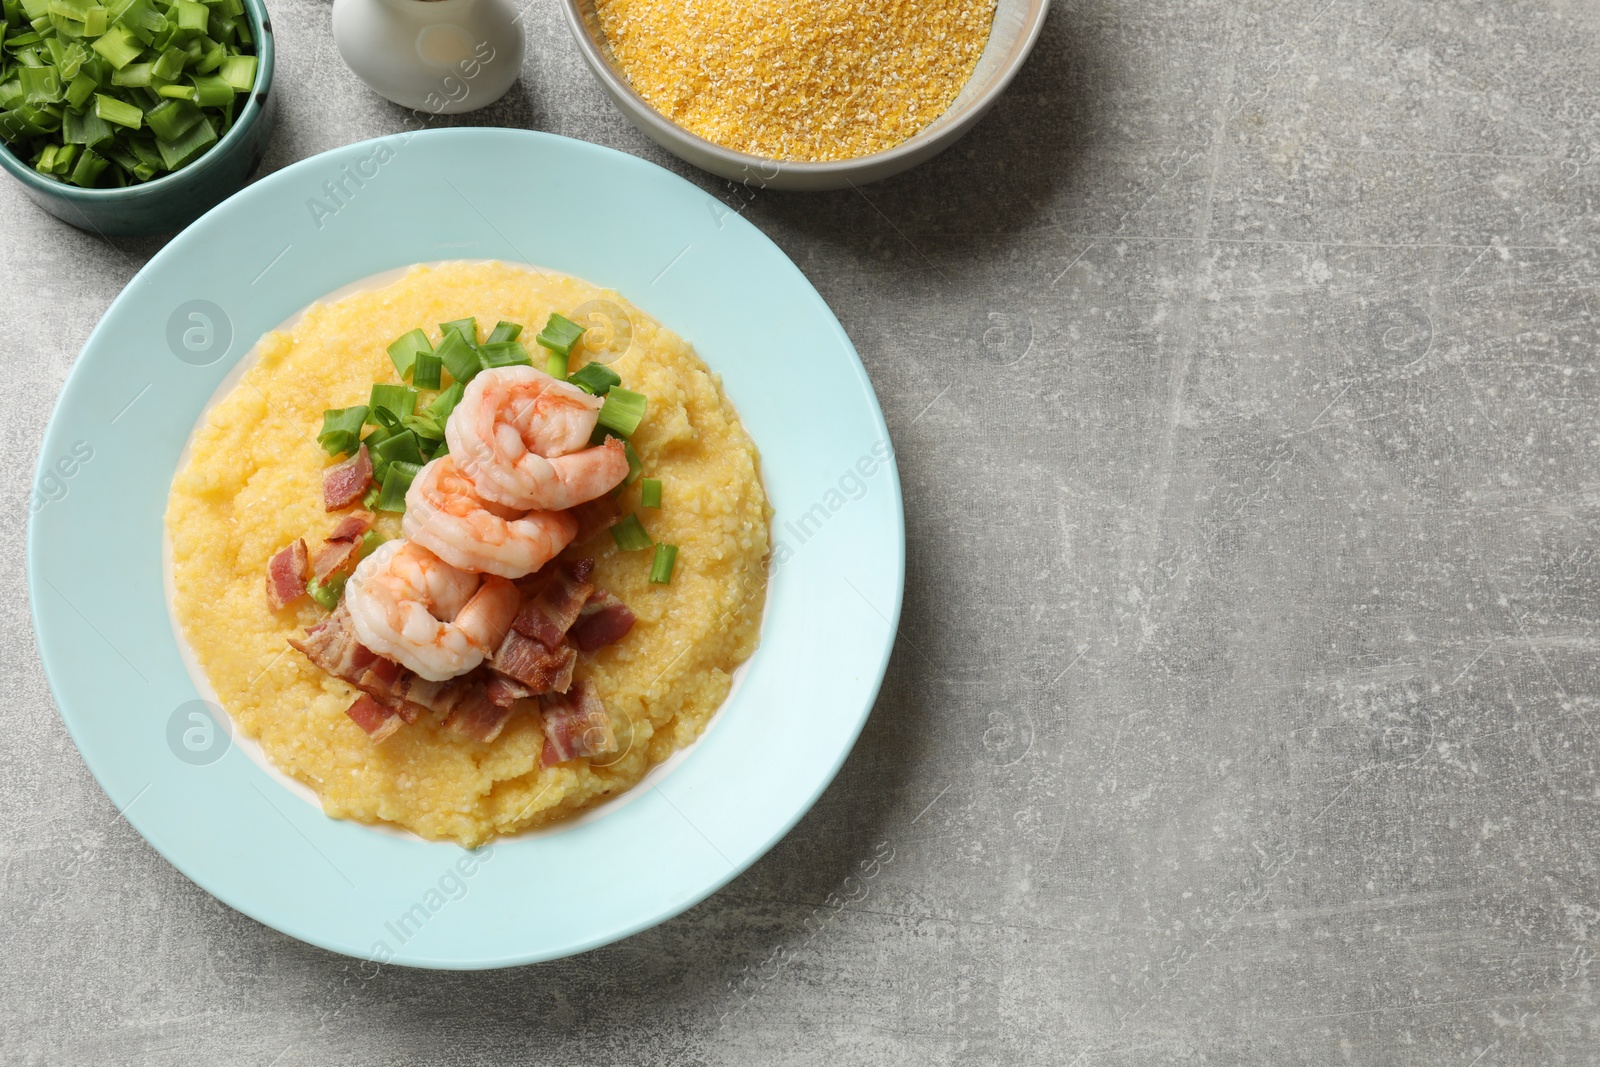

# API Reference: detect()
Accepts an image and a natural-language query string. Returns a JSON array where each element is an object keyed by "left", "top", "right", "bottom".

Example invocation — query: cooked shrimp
[
  {"left": 402, "top": 456, "right": 579, "bottom": 579},
  {"left": 446, "top": 366, "right": 631, "bottom": 510},
  {"left": 344, "top": 539, "right": 519, "bottom": 681}
]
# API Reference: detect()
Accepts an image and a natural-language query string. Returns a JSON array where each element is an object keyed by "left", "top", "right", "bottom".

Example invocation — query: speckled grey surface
[{"left": 7, "top": 0, "right": 1600, "bottom": 1062}]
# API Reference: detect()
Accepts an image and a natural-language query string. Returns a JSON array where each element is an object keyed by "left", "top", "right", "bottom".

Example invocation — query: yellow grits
[{"left": 166, "top": 261, "right": 770, "bottom": 847}]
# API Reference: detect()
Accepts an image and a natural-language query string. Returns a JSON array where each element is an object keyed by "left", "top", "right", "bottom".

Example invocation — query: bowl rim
[
  {"left": 557, "top": 0, "right": 1051, "bottom": 178},
  {"left": 0, "top": 0, "right": 275, "bottom": 202}
]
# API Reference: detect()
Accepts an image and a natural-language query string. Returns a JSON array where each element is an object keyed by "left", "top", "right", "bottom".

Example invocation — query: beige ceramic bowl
[{"left": 558, "top": 0, "right": 1052, "bottom": 191}]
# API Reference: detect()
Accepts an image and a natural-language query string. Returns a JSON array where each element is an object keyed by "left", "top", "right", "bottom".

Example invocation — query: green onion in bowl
[{"left": 0, "top": 0, "right": 259, "bottom": 187}]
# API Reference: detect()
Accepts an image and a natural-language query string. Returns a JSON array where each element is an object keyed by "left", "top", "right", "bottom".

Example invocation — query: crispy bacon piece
[
  {"left": 443, "top": 686, "right": 518, "bottom": 743},
  {"left": 323, "top": 445, "right": 373, "bottom": 511},
  {"left": 570, "top": 496, "right": 623, "bottom": 543},
  {"left": 512, "top": 562, "right": 595, "bottom": 649},
  {"left": 539, "top": 683, "right": 616, "bottom": 766},
  {"left": 326, "top": 510, "right": 375, "bottom": 542},
  {"left": 345, "top": 694, "right": 402, "bottom": 742},
  {"left": 290, "top": 605, "right": 361, "bottom": 672},
  {"left": 491, "top": 629, "right": 576, "bottom": 694},
  {"left": 266, "top": 538, "right": 309, "bottom": 610},
  {"left": 310, "top": 541, "right": 360, "bottom": 582},
  {"left": 485, "top": 673, "right": 532, "bottom": 707},
  {"left": 310, "top": 510, "right": 374, "bottom": 580},
  {"left": 568, "top": 592, "right": 636, "bottom": 652},
  {"left": 291, "top": 606, "right": 429, "bottom": 725}
]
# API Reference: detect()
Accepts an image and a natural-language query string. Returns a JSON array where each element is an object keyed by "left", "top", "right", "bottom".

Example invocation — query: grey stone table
[{"left": 6, "top": 0, "right": 1599, "bottom": 1062}]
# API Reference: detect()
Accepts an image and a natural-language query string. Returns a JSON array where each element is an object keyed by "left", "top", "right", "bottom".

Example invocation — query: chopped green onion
[
  {"left": 0, "top": 104, "right": 60, "bottom": 139},
  {"left": 373, "top": 429, "right": 424, "bottom": 467},
  {"left": 358, "top": 528, "right": 384, "bottom": 559},
  {"left": 544, "top": 350, "right": 568, "bottom": 380},
  {"left": 610, "top": 514, "right": 652, "bottom": 552},
  {"left": 317, "top": 404, "right": 368, "bottom": 456},
  {"left": 189, "top": 72, "right": 230, "bottom": 106},
  {"left": 306, "top": 572, "right": 347, "bottom": 610},
  {"left": 193, "top": 38, "right": 226, "bottom": 75},
  {"left": 109, "top": 61, "right": 151, "bottom": 87},
  {"left": 3, "top": 0, "right": 256, "bottom": 189},
  {"left": 127, "top": 134, "right": 164, "bottom": 169},
  {"left": 115, "top": 0, "right": 164, "bottom": 41},
  {"left": 640, "top": 477, "right": 662, "bottom": 508},
  {"left": 385, "top": 327, "right": 430, "bottom": 379},
  {"left": 440, "top": 317, "right": 476, "bottom": 344},
  {"left": 623, "top": 438, "right": 642, "bottom": 485},
  {"left": 218, "top": 50, "right": 252, "bottom": 88},
  {"left": 596, "top": 388, "right": 647, "bottom": 437},
  {"left": 487, "top": 320, "right": 522, "bottom": 343},
  {"left": 478, "top": 339, "right": 531, "bottom": 370},
  {"left": 649, "top": 543, "right": 678, "bottom": 584},
  {"left": 52, "top": 144, "right": 80, "bottom": 175},
  {"left": 375, "top": 460, "right": 421, "bottom": 512},
  {"left": 88, "top": 22, "right": 138, "bottom": 65},
  {"left": 92, "top": 90, "right": 139, "bottom": 126},
  {"left": 19, "top": 64, "right": 60, "bottom": 103},
  {"left": 67, "top": 144, "right": 105, "bottom": 185},
  {"left": 61, "top": 104, "right": 112, "bottom": 146},
  {"left": 434, "top": 328, "right": 479, "bottom": 385},
  {"left": 427, "top": 380, "right": 466, "bottom": 423},
  {"left": 63, "top": 70, "right": 95, "bottom": 108},
  {"left": 535, "top": 312, "right": 585, "bottom": 356},
  {"left": 150, "top": 43, "right": 185, "bottom": 79},
  {"left": 54, "top": 40, "right": 90, "bottom": 80},
  {"left": 401, "top": 412, "right": 444, "bottom": 444},
  {"left": 143, "top": 95, "right": 198, "bottom": 140},
  {"left": 369, "top": 405, "right": 401, "bottom": 432},
  {"left": 360, "top": 483, "right": 381, "bottom": 510},
  {"left": 171, "top": 0, "right": 205, "bottom": 32},
  {"left": 367, "top": 382, "right": 418, "bottom": 423},
  {"left": 411, "top": 352, "right": 442, "bottom": 390},
  {"left": 568, "top": 362, "right": 621, "bottom": 396},
  {"left": 154, "top": 112, "right": 213, "bottom": 168}
]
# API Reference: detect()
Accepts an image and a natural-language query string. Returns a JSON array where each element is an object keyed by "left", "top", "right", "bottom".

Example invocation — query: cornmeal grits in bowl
[{"left": 166, "top": 260, "right": 770, "bottom": 847}]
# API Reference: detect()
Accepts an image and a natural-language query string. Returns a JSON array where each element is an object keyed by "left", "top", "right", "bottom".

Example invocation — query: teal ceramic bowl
[
  {"left": 0, "top": 0, "right": 275, "bottom": 237},
  {"left": 28, "top": 128, "right": 904, "bottom": 968}
]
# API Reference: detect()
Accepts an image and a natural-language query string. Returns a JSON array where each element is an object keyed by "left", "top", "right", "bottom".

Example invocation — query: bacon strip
[
  {"left": 310, "top": 510, "right": 375, "bottom": 580},
  {"left": 291, "top": 606, "right": 428, "bottom": 725},
  {"left": 512, "top": 563, "right": 594, "bottom": 649},
  {"left": 310, "top": 540, "right": 360, "bottom": 582},
  {"left": 570, "top": 496, "right": 623, "bottom": 543},
  {"left": 326, "top": 510, "right": 375, "bottom": 542},
  {"left": 485, "top": 673, "right": 532, "bottom": 707},
  {"left": 539, "top": 683, "right": 616, "bottom": 766},
  {"left": 491, "top": 629, "right": 576, "bottom": 694},
  {"left": 345, "top": 694, "right": 402, "bottom": 742},
  {"left": 323, "top": 445, "right": 373, "bottom": 511},
  {"left": 266, "top": 538, "right": 309, "bottom": 610},
  {"left": 443, "top": 686, "right": 518, "bottom": 743},
  {"left": 568, "top": 592, "right": 636, "bottom": 652}
]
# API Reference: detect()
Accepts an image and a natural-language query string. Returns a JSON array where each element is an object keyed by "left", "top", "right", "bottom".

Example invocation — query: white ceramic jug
[{"left": 332, "top": 0, "right": 525, "bottom": 115}]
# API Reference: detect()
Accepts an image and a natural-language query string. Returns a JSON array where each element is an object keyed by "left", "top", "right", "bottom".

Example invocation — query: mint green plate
[{"left": 27, "top": 129, "right": 903, "bottom": 968}]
